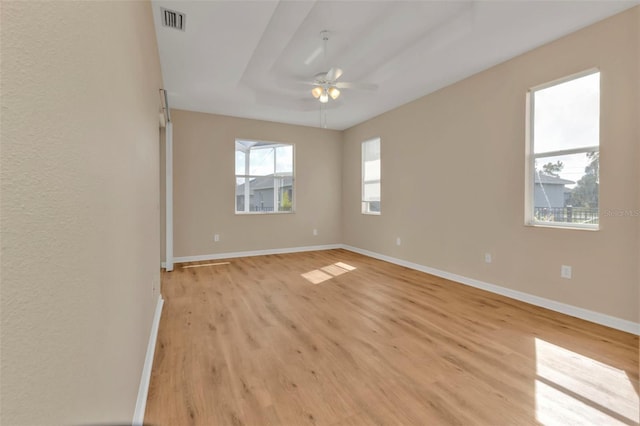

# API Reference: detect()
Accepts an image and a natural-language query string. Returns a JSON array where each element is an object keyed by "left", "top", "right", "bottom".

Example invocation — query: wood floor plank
[{"left": 145, "top": 249, "right": 639, "bottom": 425}]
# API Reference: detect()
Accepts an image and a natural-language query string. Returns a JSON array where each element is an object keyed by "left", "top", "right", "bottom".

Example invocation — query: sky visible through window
[
  {"left": 534, "top": 72, "right": 599, "bottom": 188},
  {"left": 235, "top": 145, "right": 293, "bottom": 176}
]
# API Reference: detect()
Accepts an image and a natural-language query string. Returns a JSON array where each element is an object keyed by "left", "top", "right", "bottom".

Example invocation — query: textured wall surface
[
  {"left": 1, "top": 1, "right": 163, "bottom": 424},
  {"left": 171, "top": 110, "right": 343, "bottom": 258},
  {"left": 637, "top": 7, "right": 640, "bottom": 328},
  {"left": 342, "top": 7, "right": 639, "bottom": 323}
]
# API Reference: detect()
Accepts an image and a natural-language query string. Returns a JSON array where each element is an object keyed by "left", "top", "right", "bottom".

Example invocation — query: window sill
[
  {"left": 362, "top": 212, "right": 381, "bottom": 216},
  {"left": 525, "top": 221, "right": 599, "bottom": 231}
]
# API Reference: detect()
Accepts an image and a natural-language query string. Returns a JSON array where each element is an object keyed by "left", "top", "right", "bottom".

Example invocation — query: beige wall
[
  {"left": 1, "top": 1, "right": 163, "bottom": 424},
  {"left": 635, "top": 6, "right": 640, "bottom": 330},
  {"left": 342, "top": 8, "right": 639, "bottom": 323},
  {"left": 636, "top": 6, "right": 640, "bottom": 329},
  {"left": 171, "top": 110, "right": 343, "bottom": 258}
]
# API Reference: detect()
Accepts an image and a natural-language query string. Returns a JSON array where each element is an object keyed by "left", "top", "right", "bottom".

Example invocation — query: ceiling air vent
[{"left": 161, "top": 8, "right": 185, "bottom": 31}]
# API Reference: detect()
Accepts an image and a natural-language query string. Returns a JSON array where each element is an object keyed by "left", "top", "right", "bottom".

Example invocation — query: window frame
[
  {"left": 234, "top": 138, "right": 295, "bottom": 215},
  {"left": 525, "top": 68, "right": 600, "bottom": 230},
  {"left": 361, "top": 137, "right": 381, "bottom": 215}
]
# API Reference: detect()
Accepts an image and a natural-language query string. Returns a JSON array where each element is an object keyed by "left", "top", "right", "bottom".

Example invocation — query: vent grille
[{"left": 161, "top": 8, "right": 185, "bottom": 31}]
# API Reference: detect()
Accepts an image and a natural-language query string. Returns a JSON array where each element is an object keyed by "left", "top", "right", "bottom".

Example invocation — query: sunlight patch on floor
[
  {"left": 321, "top": 264, "right": 349, "bottom": 276},
  {"left": 302, "top": 262, "right": 357, "bottom": 285},
  {"left": 535, "top": 338, "right": 639, "bottom": 425},
  {"left": 301, "top": 269, "right": 333, "bottom": 284},
  {"left": 334, "top": 262, "right": 356, "bottom": 271}
]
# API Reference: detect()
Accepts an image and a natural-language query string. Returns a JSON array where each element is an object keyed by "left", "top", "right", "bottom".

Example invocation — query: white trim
[
  {"left": 235, "top": 139, "right": 296, "bottom": 215},
  {"left": 533, "top": 145, "right": 599, "bottom": 158},
  {"left": 161, "top": 262, "right": 166, "bottom": 269},
  {"left": 133, "top": 295, "right": 165, "bottom": 426},
  {"left": 165, "top": 122, "right": 174, "bottom": 272},
  {"left": 526, "top": 70, "right": 600, "bottom": 231},
  {"left": 361, "top": 137, "right": 381, "bottom": 215},
  {"left": 342, "top": 245, "right": 640, "bottom": 336},
  {"left": 530, "top": 67, "right": 600, "bottom": 92},
  {"left": 173, "top": 244, "right": 342, "bottom": 264},
  {"left": 526, "top": 221, "right": 599, "bottom": 231},
  {"left": 168, "top": 243, "right": 639, "bottom": 334}
]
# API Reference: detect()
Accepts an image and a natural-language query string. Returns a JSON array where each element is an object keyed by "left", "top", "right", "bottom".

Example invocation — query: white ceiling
[{"left": 152, "top": 0, "right": 638, "bottom": 130}]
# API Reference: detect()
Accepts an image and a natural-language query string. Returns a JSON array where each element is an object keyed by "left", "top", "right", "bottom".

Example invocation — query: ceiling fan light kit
[
  {"left": 308, "top": 31, "right": 354, "bottom": 104},
  {"left": 304, "top": 30, "right": 378, "bottom": 128},
  {"left": 311, "top": 85, "right": 340, "bottom": 103}
]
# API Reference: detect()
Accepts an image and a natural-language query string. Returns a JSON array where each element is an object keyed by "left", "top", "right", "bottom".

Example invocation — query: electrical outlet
[
  {"left": 214, "top": 233, "right": 220, "bottom": 242},
  {"left": 313, "top": 228, "right": 318, "bottom": 236},
  {"left": 396, "top": 237, "right": 401, "bottom": 246},
  {"left": 561, "top": 265, "right": 572, "bottom": 279},
  {"left": 484, "top": 253, "right": 492, "bottom": 264}
]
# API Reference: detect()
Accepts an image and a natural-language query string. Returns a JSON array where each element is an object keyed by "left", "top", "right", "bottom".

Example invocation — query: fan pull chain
[
  {"left": 320, "top": 103, "right": 327, "bottom": 128},
  {"left": 322, "top": 30, "right": 329, "bottom": 70}
]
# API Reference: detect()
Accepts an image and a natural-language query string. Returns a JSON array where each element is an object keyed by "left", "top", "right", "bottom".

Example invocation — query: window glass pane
[
  {"left": 363, "top": 182, "right": 380, "bottom": 202},
  {"left": 363, "top": 138, "right": 380, "bottom": 161},
  {"left": 363, "top": 201, "right": 381, "bottom": 213},
  {"left": 363, "top": 139, "right": 381, "bottom": 180},
  {"left": 533, "top": 152, "right": 599, "bottom": 225},
  {"left": 276, "top": 177, "right": 294, "bottom": 212},
  {"left": 235, "top": 140, "right": 294, "bottom": 214},
  {"left": 533, "top": 72, "right": 599, "bottom": 153},
  {"left": 249, "top": 146, "right": 275, "bottom": 176},
  {"left": 364, "top": 160, "right": 380, "bottom": 181},
  {"left": 362, "top": 138, "right": 381, "bottom": 214},
  {"left": 246, "top": 176, "right": 275, "bottom": 212},
  {"left": 275, "top": 145, "right": 293, "bottom": 174},
  {"left": 235, "top": 150, "right": 246, "bottom": 175},
  {"left": 235, "top": 177, "right": 249, "bottom": 212}
]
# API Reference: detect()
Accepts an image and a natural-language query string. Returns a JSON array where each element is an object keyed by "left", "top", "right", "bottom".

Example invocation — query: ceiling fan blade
[
  {"left": 274, "top": 74, "right": 316, "bottom": 90},
  {"left": 335, "top": 81, "right": 378, "bottom": 91},
  {"left": 326, "top": 67, "right": 343, "bottom": 81},
  {"left": 287, "top": 77, "right": 321, "bottom": 87}
]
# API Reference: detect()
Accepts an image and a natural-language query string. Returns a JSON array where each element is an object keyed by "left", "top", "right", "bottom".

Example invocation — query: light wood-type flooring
[{"left": 145, "top": 249, "right": 639, "bottom": 425}]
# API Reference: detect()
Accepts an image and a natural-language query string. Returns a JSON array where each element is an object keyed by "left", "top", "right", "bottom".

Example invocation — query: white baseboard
[
  {"left": 172, "top": 244, "right": 342, "bottom": 264},
  {"left": 166, "top": 243, "right": 639, "bottom": 335},
  {"left": 342, "top": 245, "right": 640, "bottom": 336},
  {"left": 133, "top": 295, "right": 165, "bottom": 426},
  {"left": 161, "top": 261, "right": 166, "bottom": 269}
]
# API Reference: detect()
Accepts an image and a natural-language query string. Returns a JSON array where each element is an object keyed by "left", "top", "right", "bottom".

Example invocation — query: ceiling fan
[{"left": 307, "top": 31, "right": 377, "bottom": 103}]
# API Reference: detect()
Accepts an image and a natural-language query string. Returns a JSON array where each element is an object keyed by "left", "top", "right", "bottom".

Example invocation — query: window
[
  {"left": 235, "top": 140, "right": 294, "bottom": 214},
  {"left": 526, "top": 70, "right": 600, "bottom": 229},
  {"left": 362, "top": 137, "right": 381, "bottom": 214}
]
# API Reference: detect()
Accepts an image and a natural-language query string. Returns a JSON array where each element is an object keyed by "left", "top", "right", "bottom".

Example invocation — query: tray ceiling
[{"left": 152, "top": 1, "right": 638, "bottom": 130}]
